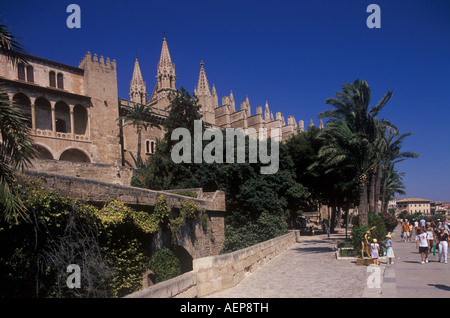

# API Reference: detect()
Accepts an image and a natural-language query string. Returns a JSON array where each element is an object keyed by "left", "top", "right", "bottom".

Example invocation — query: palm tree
[
  {"left": 379, "top": 129, "right": 419, "bottom": 211},
  {"left": 318, "top": 79, "right": 394, "bottom": 225},
  {"left": 0, "top": 22, "right": 28, "bottom": 66},
  {"left": 118, "top": 103, "right": 160, "bottom": 168},
  {"left": 382, "top": 162, "right": 406, "bottom": 212},
  {"left": 0, "top": 23, "right": 35, "bottom": 223}
]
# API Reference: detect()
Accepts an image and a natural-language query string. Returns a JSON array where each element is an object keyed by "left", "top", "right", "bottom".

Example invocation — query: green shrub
[
  {"left": 180, "top": 199, "right": 198, "bottom": 219},
  {"left": 379, "top": 211, "right": 398, "bottom": 233},
  {"left": 351, "top": 213, "right": 387, "bottom": 254},
  {"left": 154, "top": 195, "right": 171, "bottom": 224},
  {"left": 148, "top": 247, "right": 182, "bottom": 283}
]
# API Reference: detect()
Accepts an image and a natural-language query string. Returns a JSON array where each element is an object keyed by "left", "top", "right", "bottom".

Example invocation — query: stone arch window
[
  {"left": 145, "top": 140, "right": 156, "bottom": 154},
  {"left": 59, "top": 148, "right": 90, "bottom": 163},
  {"left": 49, "top": 71, "right": 56, "bottom": 87},
  {"left": 57, "top": 73, "right": 64, "bottom": 89},
  {"left": 18, "top": 64, "right": 26, "bottom": 81},
  {"left": 35, "top": 97, "right": 52, "bottom": 130},
  {"left": 12, "top": 93, "right": 32, "bottom": 128},
  {"left": 54, "top": 101, "right": 71, "bottom": 133},
  {"left": 73, "top": 104, "right": 88, "bottom": 135},
  {"left": 26, "top": 65, "right": 34, "bottom": 83}
]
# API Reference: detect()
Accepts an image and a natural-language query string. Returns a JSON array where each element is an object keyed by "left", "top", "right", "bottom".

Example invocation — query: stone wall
[
  {"left": 23, "top": 170, "right": 226, "bottom": 213},
  {"left": 29, "top": 158, "right": 135, "bottom": 186},
  {"left": 124, "top": 230, "right": 301, "bottom": 298}
]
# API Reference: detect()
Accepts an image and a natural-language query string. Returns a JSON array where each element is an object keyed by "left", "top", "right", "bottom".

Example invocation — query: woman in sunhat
[{"left": 386, "top": 234, "right": 395, "bottom": 264}]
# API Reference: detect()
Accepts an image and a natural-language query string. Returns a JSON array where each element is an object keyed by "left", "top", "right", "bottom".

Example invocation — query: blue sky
[{"left": 2, "top": 0, "right": 450, "bottom": 201}]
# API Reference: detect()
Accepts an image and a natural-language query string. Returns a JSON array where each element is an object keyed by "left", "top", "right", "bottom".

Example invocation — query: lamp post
[{"left": 344, "top": 196, "right": 349, "bottom": 239}]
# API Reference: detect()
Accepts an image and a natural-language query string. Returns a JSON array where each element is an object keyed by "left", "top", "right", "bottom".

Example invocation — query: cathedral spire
[
  {"left": 155, "top": 37, "right": 176, "bottom": 92},
  {"left": 196, "top": 60, "right": 211, "bottom": 97},
  {"left": 158, "top": 37, "right": 173, "bottom": 70},
  {"left": 129, "top": 57, "right": 147, "bottom": 104},
  {"left": 150, "top": 37, "right": 177, "bottom": 108}
]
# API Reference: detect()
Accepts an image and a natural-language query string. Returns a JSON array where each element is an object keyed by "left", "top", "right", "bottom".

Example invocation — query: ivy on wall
[{"left": 0, "top": 175, "right": 197, "bottom": 298}]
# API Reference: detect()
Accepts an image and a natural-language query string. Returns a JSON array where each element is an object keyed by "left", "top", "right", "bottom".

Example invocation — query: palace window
[
  {"left": 18, "top": 64, "right": 26, "bottom": 80},
  {"left": 145, "top": 140, "right": 156, "bottom": 154},
  {"left": 26, "top": 65, "right": 34, "bottom": 83},
  {"left": 57, "top": 73, "right": 64, "bottom": 89},
  {"left": 55, "top": 118, "right": 67, "bottom": 133},
  {"left": 49, "top": 71, "right": 56, "bottom": 87}
]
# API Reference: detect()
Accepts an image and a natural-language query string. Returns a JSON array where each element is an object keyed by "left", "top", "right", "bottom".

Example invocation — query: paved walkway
[
  {"left": 207, "top": 229, "right": 380, "bottom": 298},
  {"left": 383, "top": 225, "right": 450, "bottom": 298},
  {"left": 206, "top": 225, "right": 450, "bottom": 298}
]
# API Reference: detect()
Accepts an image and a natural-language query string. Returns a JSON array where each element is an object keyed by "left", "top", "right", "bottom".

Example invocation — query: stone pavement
[
  {"left": 206, "top": 229, "right": 382, "bottom": 298},
  {"left": 382, "top": 224, "right": 450, "bottom": 298},
  {"left": 206, "top": 225, "right": 450, "bottom": 298}
]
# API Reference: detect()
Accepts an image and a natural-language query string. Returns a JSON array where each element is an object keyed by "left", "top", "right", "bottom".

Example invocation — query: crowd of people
[{"left": 400, "top": 217, "right": 449, "bottom": 264}]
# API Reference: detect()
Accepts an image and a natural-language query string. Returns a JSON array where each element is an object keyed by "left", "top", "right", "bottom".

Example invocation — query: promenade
[{"left": 206, "top": 225, "right": 450, "bottom": 298}]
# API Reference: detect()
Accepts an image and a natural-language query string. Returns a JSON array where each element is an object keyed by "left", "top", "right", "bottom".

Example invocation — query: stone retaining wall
[
  {"left": 125, "top": 230, "right": 301, "bottom": 298},
  {"left": 29, "top": 158, "right": 135, "bottom": 186}
]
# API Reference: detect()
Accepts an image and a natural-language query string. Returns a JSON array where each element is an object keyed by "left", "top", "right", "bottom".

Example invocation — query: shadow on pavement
[{"left": 428, "top": 284, "right": 450, "bottom": 292}]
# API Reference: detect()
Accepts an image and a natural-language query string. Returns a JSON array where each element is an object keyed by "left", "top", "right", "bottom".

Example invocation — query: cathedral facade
[
  {"left": 0, "top": 37, "right": 318, "bottom": 180},
  {"left": 123, "top": 37, "right": 318, "bottom": 168}
]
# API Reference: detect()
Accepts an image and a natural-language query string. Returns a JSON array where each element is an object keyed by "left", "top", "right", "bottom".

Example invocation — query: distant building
[{"left": 396, "top": 198, "right": 431, "bottom": 215}]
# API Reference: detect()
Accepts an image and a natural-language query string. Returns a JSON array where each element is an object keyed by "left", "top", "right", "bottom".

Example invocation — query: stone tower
[
  {"left": 194, "top": 61, "right": 218, "bottom": 125},
  {"left": 129, "top": 57, "right": 147, "bottom": 104},
  {"left": 78, "top": 52, "right": 122, "bottom": 165},
  {"left": 148, "top": 37, "right": 177, "bottom": 110}
]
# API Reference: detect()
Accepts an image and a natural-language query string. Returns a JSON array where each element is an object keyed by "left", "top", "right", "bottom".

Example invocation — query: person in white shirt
[
  {"left": 370, "top": 239, "right": 380, "bottom": 265},
  {"left": 420, "top": 218, "right": 426, "bottom": 228},
  {"left": 414, "top": 220, "right": 419, "bottom": 239},
  {"left": 436, "top": 227, "right": 449, "bottom": 264},
  {"left": 416, "top": 228, "right": 430, "bottom": 264}
]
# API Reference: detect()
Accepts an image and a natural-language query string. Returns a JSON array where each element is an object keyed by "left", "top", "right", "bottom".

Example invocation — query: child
[
  {"left": 386, "top": 234, "right": 395, "bottom": 264},
  {"left": 370, "top": 238, "right": 380, "bottom": 265}
]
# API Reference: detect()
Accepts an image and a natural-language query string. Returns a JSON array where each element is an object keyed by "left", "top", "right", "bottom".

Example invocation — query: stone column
[
  {"left": 30, "top": 100, "right": 36, "bottom": 131},
  {"left": 50, "top": 101, "right": 56, "bottom": 136},
  {"left": 70, "top": 105, "right": 75, "bottom": 136}
]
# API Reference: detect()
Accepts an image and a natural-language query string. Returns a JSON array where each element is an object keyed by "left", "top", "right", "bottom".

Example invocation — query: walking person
[
  {"left": 414, "top": 219, "right": 419, "bottom": 239},
  {"left": 420, "top": 217, "right": 426, "bottom": 228},
  {"left": 416, "top": 228, "right": 430, "bottom": 264},
  {"left": 425, "top": 222, "right": 436, "bottom": 256},
  {"left": 402, "top": 221, "right": 410, "bottom": 242},
  {"left": 436, "top": 227, "right": 449, "bottom": 264},
  {"left": 370, "top": 239, "right": 380, "bottom": 265},
  {"left": 386, "top": 234, "right": 395, "bottom": 264}
]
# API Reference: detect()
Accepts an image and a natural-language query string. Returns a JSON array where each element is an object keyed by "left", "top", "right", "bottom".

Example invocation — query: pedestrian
[
  {"left": 420, "top": 217, "right": 426, "bottom": 228},
  {"left": 425, "top": 222, "right": 436, "bottom": 256},
  {"left": 370, "top": 238, "right": 380, "bottom": 265},
  {"left": 436, "top": 227, "right": 449, "bottom": 264},
  {"left": 386, "top": 234, "right": 395, "bottom": 264},
  {"left": 416, "top": 228, "right": 430, "bottom": 264},
  {"left": 438, "top": 219, "right": 449, "bottom": 232},
  {"left": 402, "top": 221, "right": 410, "bottom": 242},
  {"left": 414, "top": 219, "right": 419, "bottom": 239},
  {"left": 409, "top": 223, "right": 414, "bottom": 241}
]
